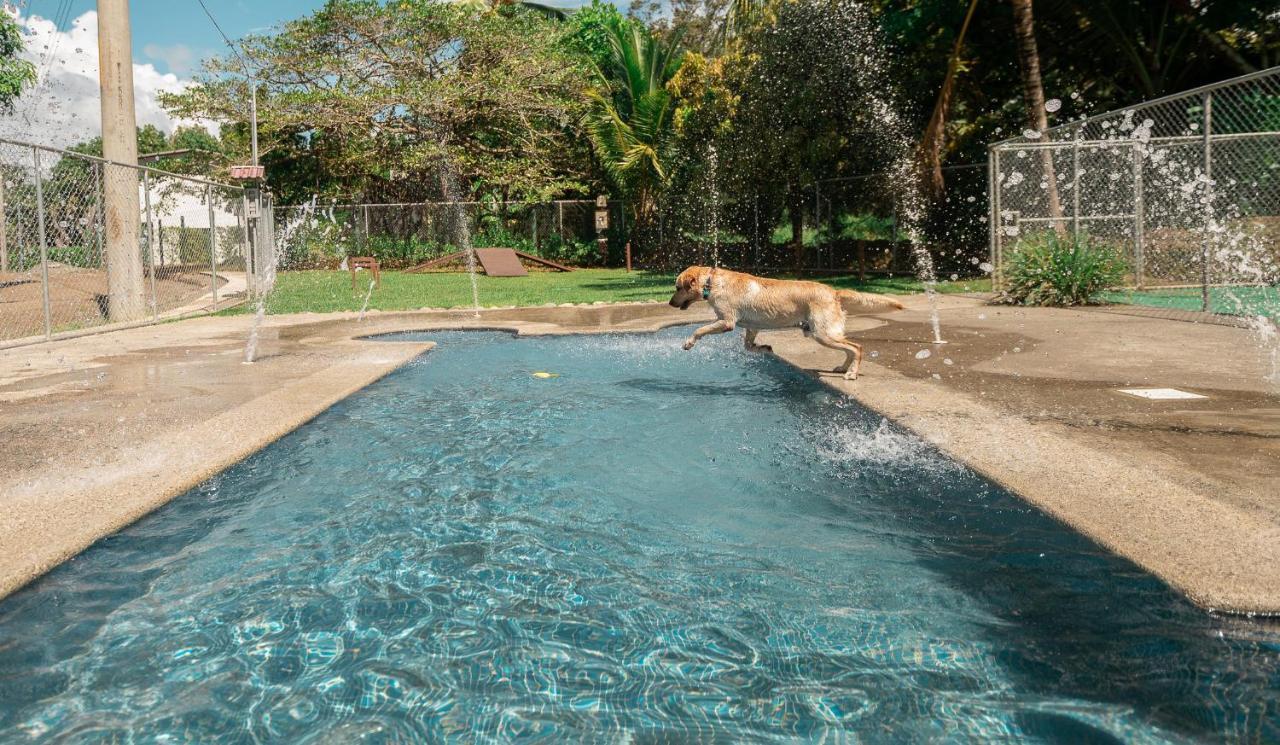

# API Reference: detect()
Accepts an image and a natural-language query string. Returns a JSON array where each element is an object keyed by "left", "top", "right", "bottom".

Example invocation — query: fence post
[
  {"left": 991, "top": 148, "right": 1002, "bottom": 290},
  {"left": 1071, "top": 139, "right": 1081, "bottom": 241},
  {"left": 557, "top": 200, "right": 563, "bottom": 239},
  {"left": 363, "top": 204, "right": 371, "bottom": 252},
  {"left": 207, "top": 184, "right": 219, "bottom": 308},
  {"left": 33, "top": 148, "right": 52, "bottom": 339},
  {"left": 241, "top": 191, "right": 254, "bottom": 296},
  {"left": 157, "top": 219, "right": 164, "bottom": 268},
  {"left": 143, "top": 171, "right": 158, "bottom": 322},
  {"left": 95, "top": 162, "right": 106, "bottom": 291},
  {"left": 0, "top": 177, "right": 7, "bottom": 274},
  {"left": 531, "top": 206, "right": 538, "bottom": 248},
  {"left": 1132, "top": 143, "right": 1145, "bottom": 289},
  {"left": 1201, "top": 91, "right": 1213, "bottom": 312}
]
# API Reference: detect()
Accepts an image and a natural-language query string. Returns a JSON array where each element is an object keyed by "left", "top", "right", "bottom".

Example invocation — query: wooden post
[
  {"left": 625, "top": 241, "right": 631, "bottom": 272},
  {"left": 858, "top": 240, "right": 867, "bottom": 281}
]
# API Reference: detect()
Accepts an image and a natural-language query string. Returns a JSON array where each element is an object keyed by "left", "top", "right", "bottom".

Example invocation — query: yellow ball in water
[{"left": 532, "top": 371, "right": 559, "bottom": 379}]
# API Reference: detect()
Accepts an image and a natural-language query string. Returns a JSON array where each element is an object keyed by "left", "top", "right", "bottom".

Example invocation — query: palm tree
[
  {"left": 1010, "top": 0, "right": 1065, "bottom": 227},
  {"left": 584, "top": 21, "right": 684, "bottom": 224},
  {"left": 452, "top": 0, "right": 568, "bottom": 20},
  {"left": 919, "top": 0, "right": 981, "bottom": 199}
]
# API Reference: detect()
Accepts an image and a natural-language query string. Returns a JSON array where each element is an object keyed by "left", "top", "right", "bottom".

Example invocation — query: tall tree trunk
[
  {"left": 919, "top": 0, "right": 980, "bottom": 199},
  {"left": 1010, "top": 0, "right": 1065, "bottom": 230}
]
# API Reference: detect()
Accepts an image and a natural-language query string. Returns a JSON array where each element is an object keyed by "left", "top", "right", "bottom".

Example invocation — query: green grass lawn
[
  {"left": 224, "top": 269, "right": 990, "bottom": 315},
  {"left": 1102, "top": 285, "right": 1280, "bottom": 319}
]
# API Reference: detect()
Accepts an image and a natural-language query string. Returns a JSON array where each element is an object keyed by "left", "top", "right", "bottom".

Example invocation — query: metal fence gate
[
  {"left": 989, "top": 67, "right": 1280, "bottom": 315},
  {"left": 0, "top": 137, "right": 251, "bottom": 347}
]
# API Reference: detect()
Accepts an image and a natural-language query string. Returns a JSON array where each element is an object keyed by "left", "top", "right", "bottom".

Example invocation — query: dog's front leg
[{"left": 683, "top": 320, "right": 734, "bottom": 350}]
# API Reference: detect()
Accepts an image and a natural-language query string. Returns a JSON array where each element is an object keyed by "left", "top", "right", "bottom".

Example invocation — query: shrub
[{"left": 998, "top": 232, "right": 1128, "bottom": 307}]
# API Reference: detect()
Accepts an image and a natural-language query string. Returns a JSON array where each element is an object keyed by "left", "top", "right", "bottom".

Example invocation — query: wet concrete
[
  {"left": 0, "top": 303, "right": 713, "bottom": 600},
  {"left": 2, "top": 297, "right": 1278, "bottom": 614},
  {"left": 756, "top": 295, "right": 1280, "bottom": 614}
]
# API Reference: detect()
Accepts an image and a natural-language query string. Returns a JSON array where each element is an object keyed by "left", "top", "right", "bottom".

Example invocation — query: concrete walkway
[
  {"left": 1, "top": 298, "right": 1277, "bottom": 613},
  {"left": 757, "top": 295, "right": 1280, "bottom": 614},
  {"left": 0, "top": 304, "right": 712, "bottom": 600}
]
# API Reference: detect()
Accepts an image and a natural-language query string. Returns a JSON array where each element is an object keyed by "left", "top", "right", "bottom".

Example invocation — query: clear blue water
[{"left": 1, "top": 328, "right": 1278, "bottom": 743}]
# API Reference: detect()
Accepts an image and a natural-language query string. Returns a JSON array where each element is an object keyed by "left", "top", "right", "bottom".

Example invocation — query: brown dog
[{"left": 668, "top": 266, "right": 905, "bottom": 379}]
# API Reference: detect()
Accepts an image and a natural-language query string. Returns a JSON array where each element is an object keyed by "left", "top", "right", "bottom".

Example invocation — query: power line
[
  {"left": 193, "top": 0, "right": 250, "bottom": 72},
  {"left": 20, "top": 0, "right": 76, "bottom": 124}
]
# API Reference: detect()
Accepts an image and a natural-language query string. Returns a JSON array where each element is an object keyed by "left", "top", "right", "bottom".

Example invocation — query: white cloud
[
  {"left": 143, "top": 42, "right": 199, "bottom": 77},
  {"left": 0, "top": 10, "right": 210, "bottom": 152}
]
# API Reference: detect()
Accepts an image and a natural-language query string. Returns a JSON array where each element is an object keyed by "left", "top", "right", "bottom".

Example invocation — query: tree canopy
[
  {"left": 163, "top": 0, "right": 595, "bottom": 204},
  {"left": 0, "top": 12, "right": 36, "bottom": 114},
  {"left": 153, "top": 0, "right": 1277, "bottom": 260}
]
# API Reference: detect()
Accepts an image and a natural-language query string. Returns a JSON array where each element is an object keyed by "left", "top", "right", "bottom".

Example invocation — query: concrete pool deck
[{"left": 1, "top": 299, "right": 1277, "bottom": 614}]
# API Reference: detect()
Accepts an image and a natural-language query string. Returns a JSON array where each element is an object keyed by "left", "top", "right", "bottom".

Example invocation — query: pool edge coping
[
  {"left": 0, "top": 307, "right": 715, "bottom": 602},
  {"left": 7, "top": 302, "right": 1276, "bottom": 617},
  {"left": 0, "top": 340, "right": 433, "bottom": 601},
  {"left": 757, "top": 340, "right": 1280, "bottom": 618}
]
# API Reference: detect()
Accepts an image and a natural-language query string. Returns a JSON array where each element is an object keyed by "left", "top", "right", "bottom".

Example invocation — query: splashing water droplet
[
  {"left": 1022, "top": 129, "right": 1042, "bottom": 140},
  {"left": 915, "top": 349, "right": 932, "bottom": 360},
  {"left": 1045, "top": 98, "right": 1062, "bottom": 113}
]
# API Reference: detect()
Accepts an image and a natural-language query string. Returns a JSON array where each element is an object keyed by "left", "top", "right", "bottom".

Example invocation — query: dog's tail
[{"left": 836, "top": 289, "right": 907, "bottom": 315}]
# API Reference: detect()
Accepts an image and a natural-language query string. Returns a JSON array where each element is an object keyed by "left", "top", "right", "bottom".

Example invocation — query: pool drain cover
[{"left": 1117, "top": 388, "right": 1208, "bottom": 400}]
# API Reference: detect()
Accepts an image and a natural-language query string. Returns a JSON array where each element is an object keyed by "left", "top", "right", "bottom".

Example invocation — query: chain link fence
[
  {"left": 990, "top": 67, "right": 1280, "bottom": 317},
  {"left": 0, "top": 137, "right": 251, "bottom": 348},
  {"left": 271, "top": 199, "right": 626, "bottom": 271}
]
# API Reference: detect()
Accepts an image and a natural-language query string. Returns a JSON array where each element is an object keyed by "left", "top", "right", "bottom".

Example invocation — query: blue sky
[
  {"left": 32, "top": 0, "right": 333, "bottom": 76},
  {"left": 0, "top": 0, "right": 599, "bottom": 148},
  {"left": 34, "top": 0, "right": 594, "bottom": 76}
]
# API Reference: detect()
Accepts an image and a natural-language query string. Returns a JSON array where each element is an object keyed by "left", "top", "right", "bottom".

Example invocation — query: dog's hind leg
[
  {"left": 744, "top": 329, "right": 772, "bottom": 353},
  {"left": 813, "top": 334, "right": 864, "bottom": 380},
  {"left": 683, "top": 319, "right": 734, "bottom": 350}
]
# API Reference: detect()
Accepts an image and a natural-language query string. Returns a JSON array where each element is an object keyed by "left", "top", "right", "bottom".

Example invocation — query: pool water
[{"left": 1, "top": 328, "right": 1277, "bottom": 742}]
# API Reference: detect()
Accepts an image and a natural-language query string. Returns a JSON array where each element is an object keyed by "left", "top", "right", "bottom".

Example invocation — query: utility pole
[
  {"left": 251, "top": 83, "right": 259, "bottom": 166},
  {"left": 97, "top": 0, "right": 145, "bottom": 321}
]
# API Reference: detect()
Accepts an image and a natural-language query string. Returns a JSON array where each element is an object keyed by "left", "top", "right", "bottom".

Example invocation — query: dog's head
[{"left": 669, "top": 266, "right": 707, "bottom": 310}]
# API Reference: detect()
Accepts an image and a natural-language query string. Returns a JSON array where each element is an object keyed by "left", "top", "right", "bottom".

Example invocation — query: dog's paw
[{"left": 682, "top": 339, "right": 696, "bottom": 351}]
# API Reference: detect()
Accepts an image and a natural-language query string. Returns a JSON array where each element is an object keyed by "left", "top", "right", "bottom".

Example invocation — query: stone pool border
[
  {"left": 755, "top": 331, "right": 1280, "bottom": 617},
  {"left": 3, "top": 300, "right": 1277, "bottom": 616},
  {"left": 0, "top": 304, "right": 715, "bottom": 601}
]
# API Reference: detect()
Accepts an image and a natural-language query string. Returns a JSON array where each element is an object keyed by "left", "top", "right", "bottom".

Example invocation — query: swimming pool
[{"left": 1, "top": 328, "right": 1276, "bottom": 741}]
